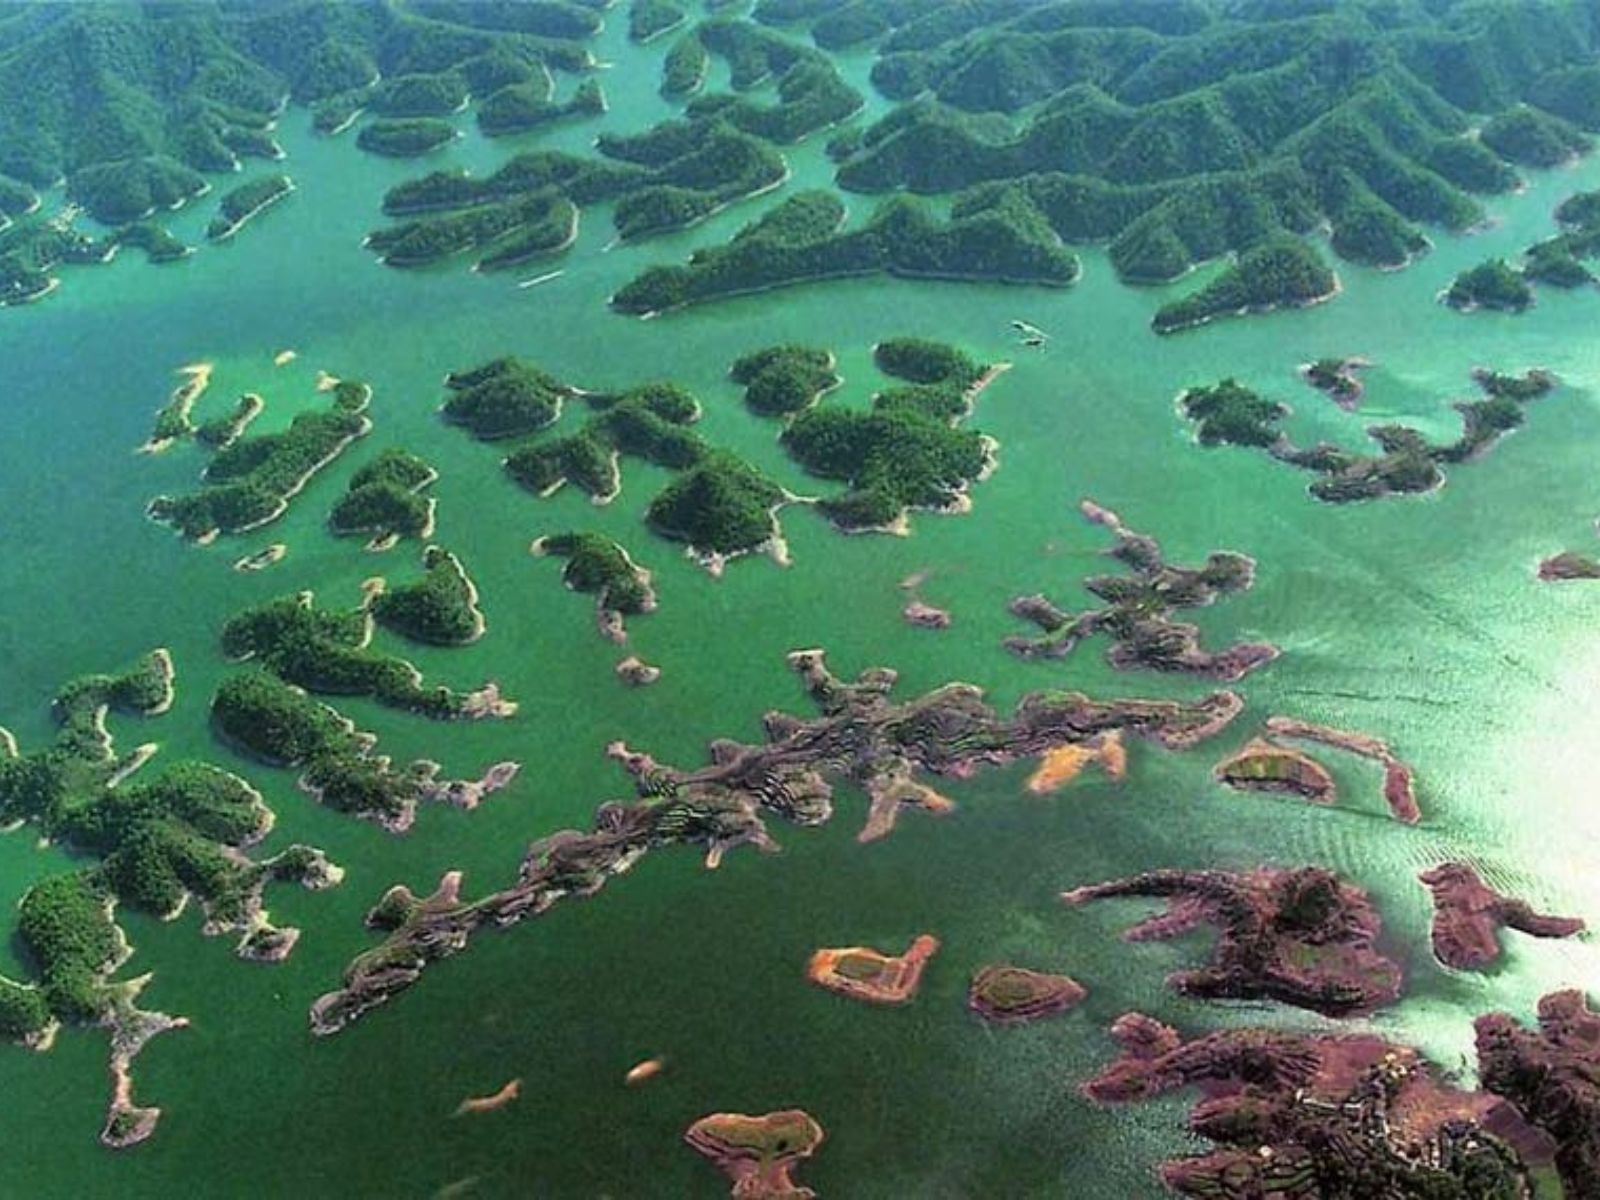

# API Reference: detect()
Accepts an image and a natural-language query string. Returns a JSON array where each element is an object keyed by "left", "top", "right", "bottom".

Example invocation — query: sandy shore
[{"left": 139, "top": 363, "right": 214, "bottom": 453}]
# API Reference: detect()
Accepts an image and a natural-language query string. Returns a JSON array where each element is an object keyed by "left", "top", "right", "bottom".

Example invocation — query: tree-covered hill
[{"left": 812, "top": 0, "right": 1600, "bottom": 283}]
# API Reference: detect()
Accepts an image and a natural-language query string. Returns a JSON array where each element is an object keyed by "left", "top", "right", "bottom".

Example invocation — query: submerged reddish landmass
[
  {"left": 1419, "top": 862, "right": 1586, "bottom": 970},
  {"left": 1006, "top": 500, "right": 1279, "bottom": 681},
  {"left": 684, "top": 1110, "right": 824, "bottom": 1200},
  {"left": 1084, "top": 1011, "right": 1547, "bottom": 1198},
  {"left": 1263, "top": 715, "right": 1420, "bottom": 823},
  {"left": 309, "top": 650, "right": 1243, "bottom": 1034},
  {"left": 807, "top": 935, "right": 938, "bottom": 1005},
  {"left": 968, "top": 965, "right": 1085, "bottom": 1022},
  {"left": 1477, "top": 990, "right": 1600, "bottom": 1198},
  {"left": 1063, "top": 866, "right": 1402, "bottom": 1016},
  {"left": 1212, "top": 736, "right": 1335, "bottom": 803}
]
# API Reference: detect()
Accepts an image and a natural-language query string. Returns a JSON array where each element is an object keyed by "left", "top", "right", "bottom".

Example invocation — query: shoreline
[{"left": 208, "top": 178, "right": 295, "bottom": 243}]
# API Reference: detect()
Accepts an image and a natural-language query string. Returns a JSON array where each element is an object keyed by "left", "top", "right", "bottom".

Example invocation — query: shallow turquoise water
[{"left": 1, "top": 14, "right": 1599, "bottom": 1198}]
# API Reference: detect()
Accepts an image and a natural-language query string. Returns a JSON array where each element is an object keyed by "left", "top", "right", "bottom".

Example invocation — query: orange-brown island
[
  {"left": 685, "top": 1110, "right": 825, "bottom": 1199},
  {"left": 806, "top": 935, "right": 939, "bottom": 1005},
  {"left": 969, "top": 965, "right": 1086, "bottom": 1023}
]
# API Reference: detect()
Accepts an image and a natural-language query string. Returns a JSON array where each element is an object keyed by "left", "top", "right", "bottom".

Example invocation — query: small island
[
  {"left": 968, "top": 965, "right": 1085, "bottom": 1023},
  {"left": 147, "top": 377, "right": 372, "bottom": 540},
  {"left": 531, "top": 532, "right": 656, "bottom": 642},
  {"left": 478, "top": 79, "right": 604, "bottom": 138},
  {"left": 806, "top": 935, "right": 939, "bottom": 1005},
  {"left": 329, "top": 447, "right": 438, "bottom": 548},
  {"left": 1212, "top": 737, "right": 1335, "bottom": 804},
  {"left": 1064, "top": 866, "right": 1402, "bottom": 1016},
  {"left": 778, "top": 339, "right": 1004, "bottom": 533},
  {"left": 1445, "top": 258, "right": 1533, "bottom": 313},
  {"left": 369, "top": 545, "right": 486, "bottom": 645},
  {"left": 1178, "top": 368, "right": 1556, "bottom": 503},
  {"left": 222, "top": 589, "right": 513, "bottom": 719},
  {"left": 1262, "top": 716, "right": 1420, "bottom": 823},
  {"left": 630, "top": 0, "right": 687, "bottom": 44},
  {"left": 441, "top": 357, "right": 573, "bottom": 441},
  {"left": 1152, "top": 236, "right": 1338, "bottom": 334},
  {"left": 1419, "top": 861, "right": 1586, "bottom": 971},
  {"left": 1006, "top": 499, "right": 1278, "bottom": 680},
  {"left": 1522, "top": 187, "right": 1600, "bottom": 288},
  {"left": 356, "top": 117, "right": 457, "bottom": 158},
  {"left": 1539, "top": 548, "right": 1600, "bottom": 581},
  {"left": 211, "top": 668, "right": 516, "bottom": 832},
  {"left": 611, "top": 189, "right": 1080, "bottom": 317},
  {"left": 684, "top": 1110, "right": 824, "bottom": 1200},
  {"left": 308, "top": 649, "right": 1244, "bottom": 1035},
  {"left": 206, "top": 174, "right": 293, "bottom": 241},
  {"left": 1300, "top": 356, "right": 1370, "bottom": 410},
  {"left": 647, "top": 450, "right": 789, "bottom": 572},
  {"left": 730, "top": 344, "right": 840, "bottom": 417}
]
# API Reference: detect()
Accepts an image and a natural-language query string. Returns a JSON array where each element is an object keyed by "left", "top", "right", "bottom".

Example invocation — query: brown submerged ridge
[
  {"left": 309, "top": 649, "right": 1242, "bottom": 1035},
  {"left": 1419, "top": 861, "right": 1586, "bottom": 971}
]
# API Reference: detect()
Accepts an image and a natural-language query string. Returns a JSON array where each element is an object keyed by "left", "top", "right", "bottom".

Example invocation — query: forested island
[
  {"left": 1152, "top": 236, "right": 1337, "bottom": 334},
  {"left": 478, "top": 78, "right": 605, "bottom": 137},
  {"left": 440, "top": 354, "right": 791, "bottom": 568},
  {"left": 147, "top": 377, "right": 372, "bottom": 540},
  {"left": 772, "top": 338, "right": 1003, "bottom": 532},
  {"left": 0, "top": 651, "right": 341, "bottom": 1147},
  {"left": 532, "top": 532, "right": 656, "bottom": 643},
  {"left": 369, "top": 545, "right": 486, "bottom": 646},
  {"left": 611, "top": 188, "right": 1079, "bottom": 316},
  {"left": 206, "top": 174, "right": 293, "bottom": 241},
  {"left": 221, "top": 589, "right": 511, "bottom": 721},
  {"left": 729, "top": 344, "right": 840, "bottom": 416},
  {"left": 355, "top": 118, "right": 457, "bottom": 159},
  {"left": 1445, "top": 258, "right": 1534, "bottom": 312},
  {"left": 329, "top": 447, "right": 438, "bottom": 547},
  {"left": 1006, "top": 500, "right": 1277, "bottom": 680},
  {"left": 1523, "top": 188, "right": 1600, "bottom": 287},
  {"left": 211, "top": 668, "right": 516, "bottom": 833},
  {"left": 309, "top": 648, "right": 1244, "bottom": 1035},
  {"left": 1179, "top": 368, "right": 1557, "bottom": 502}
]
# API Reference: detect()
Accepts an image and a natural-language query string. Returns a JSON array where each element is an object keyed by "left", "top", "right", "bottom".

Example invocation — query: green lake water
[{"left": 2, "top": 13, "right": 1599, "bottom": 1198}]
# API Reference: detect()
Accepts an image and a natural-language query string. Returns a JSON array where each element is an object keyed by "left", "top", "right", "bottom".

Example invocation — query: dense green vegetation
[
  {"left": 194, "top": 394, "right": 264, "bottom": 449},
  {"left": 368, "top": 187, "right": 577, "bottom": 269},
  {"left": 329, "top": 448, "right": 437, "bottom": 540},
  {"left": 535, "top": 532, "right": 655, "bottom": 624},
  {"left": 1178, "top": 369, "right": 1556, "bottom": 503},
  {"left": 1153, "top": 236, "right": 1336, "bottom": 334},
  {"left": 0, "top": 651, "right": 334, "bottom": 1069},
  {"left": 206, "top": 174, "right": 292, "bottom": 240},
  {"left": 730, "top": 345, "right": 839, "bottom": 416},
  {"left": 505, "top": 382, "right": 704, "bottom": 500},
  {"left": 1519, "top": 188, "right": 1600, "bottom": 289},
  {"left": 147, "top": 380, "right": 371, "bottom": 540},
  {"left": 612, "top": 188, "right": 1078, "bottom": 314},
  {"left": 370, "top": 545, "right": 484, "bottom": 646},
  {"left": 631, "top": 0, "right": 687, "bottom": 44},
  {"left": 374, "top": 117, "right": 783, "bottom": 260},
  {"left": 775, "top": 339, "right": 994, "bottom": 530},
  {"left": 0, "top": 1, "right": 606, "bottom": 301},
  {"left": 1480, "top": 105, "right": 1592, "bottom": 168},
  {"left": 646, "top": 450, "right": 786, "bottom": 558},
  {"left": 795, "top": 0, "right": 1600, "bottom": 295},
  {"left": 478, "top": 78, "right": 604, "bottom": 137},
  {"left": 211, "top": 668, "right": 446, "bottom": 824},
  {"left": 111, "top": 221, "right": 190, "bottom": 264},
  {"left": 662, "top": 34, "right": 710, "bottom": 97},
  {"left": 0, "top": 222, "right": 109, "bottom": 305},
  {"left": 68, "top": 157, "right": 208, "bottom": 225},
  {"left": 356, "top": 118, "right": 457, "bottom": 158},
  {"left": 1445, "top": 259, "right": 1534, "bottom": 313},
  {"left": 441, "top": 358, "right": 571, "bottom": 440},
  {"left": 221, "top": 591, "right": 476, "bottom": 719}
]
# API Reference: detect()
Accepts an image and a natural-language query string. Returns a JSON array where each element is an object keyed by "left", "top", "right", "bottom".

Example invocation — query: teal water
[{"left": 2, "top": 15, "right": 1600, "bottom": 1198}]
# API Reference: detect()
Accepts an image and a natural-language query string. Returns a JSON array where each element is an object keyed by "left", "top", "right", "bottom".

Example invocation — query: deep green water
[{"left": 2, "top": 15, "right": 1600, "bottom": 1199}]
